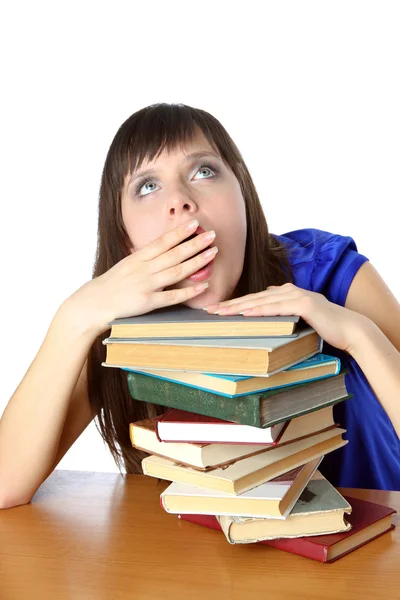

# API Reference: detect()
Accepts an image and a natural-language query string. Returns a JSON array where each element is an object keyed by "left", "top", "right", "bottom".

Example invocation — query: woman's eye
[
  {"left": 194, "top": 165, "right": 215, "bottom": 180},
  {"left": 137, "top": 180, "right": 158, "bottom": 197},
  {"left": 135, "top": 163, "right": 218, "bottom": 197}
]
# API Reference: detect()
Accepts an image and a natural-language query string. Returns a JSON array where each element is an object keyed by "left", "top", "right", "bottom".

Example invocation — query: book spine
[{"left": 127, "top": 372, "right": 262, "bottom": 427}]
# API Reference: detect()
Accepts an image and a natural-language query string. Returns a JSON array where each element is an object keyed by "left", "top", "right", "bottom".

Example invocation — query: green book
[{"left": 127, "top": 370, "right": 351, "bottom": 428}]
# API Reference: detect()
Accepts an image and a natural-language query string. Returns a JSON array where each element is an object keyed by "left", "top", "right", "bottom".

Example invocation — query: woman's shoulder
[
  {"left": 273, "top": 227, "right": 361, "bottom": 264},
  {"left": 272, "top": 227, "right": 369, "bottom": 304}
]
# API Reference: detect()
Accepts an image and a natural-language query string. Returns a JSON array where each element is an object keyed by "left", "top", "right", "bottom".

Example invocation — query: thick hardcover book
[
  {"left": 161, "top": 459, "right": 321, "bottom": 519},
  {"left": 214, "top": 472, "right": 352, "bottom": 542},
  {"left": 127, "top": 370, "right": 350, "bottom": 428},
  {"left": 178, "top": 496, "right": 396, "bottom": 562},
  {"left": 155, "top": 409, "right": 288, "bottom": 444},
  {"left": 141, "top": 427, "right": 347, "bottom": 494},
  {"left": 108, "top": 306, "right": 300, "bottom": 338},
  {"left": 129, "top": 405, "right": 337, "bottom": 471},
  {"left": 123, "top": 353, "right": 341, "bottom": 398},
  {"left": 102, "top": 327, "right": 322, "bottom": 376}
]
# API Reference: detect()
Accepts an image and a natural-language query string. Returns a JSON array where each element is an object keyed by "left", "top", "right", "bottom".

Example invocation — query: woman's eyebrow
[{"left": 128, "top": 151, "right": 222, "bottom": 187}]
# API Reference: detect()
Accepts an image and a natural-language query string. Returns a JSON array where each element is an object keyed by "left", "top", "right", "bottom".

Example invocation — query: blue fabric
[{"left": 273, "top": 228, "right": 400, "bottom": 491}]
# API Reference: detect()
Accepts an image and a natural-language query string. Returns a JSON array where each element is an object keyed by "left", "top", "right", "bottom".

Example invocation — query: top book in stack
[{"left": 107, "top": 306, "right": 300, "bottom": 339}]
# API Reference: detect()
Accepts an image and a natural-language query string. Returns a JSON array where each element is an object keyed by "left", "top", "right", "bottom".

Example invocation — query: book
[
  {"left": 130, "top": 405, "right": 338, "bottom": 471},
  {"left": 161, "top": 459, "right": 322, "bottom": 519},
  {"left": 214, "top": 471, "right": 352, "bottom": 542},
  {"left": 123, "top": 353, "right": 341, "bottom": 398},
  {"left": 179, "top": 496, "right": 396, "bottom": 563},
  {"left": 107, "top": 305, "right": 300, "bottom": 338},
  {"left": 102, "top": 327, "right": 322, "bottom": 377},
  {"left": 141, "top": 426, "right": 347, "bottom": 494},
  {"left": 127, "top": 369, "right": 350, "bottom": 428},
  {"left": 155, "top": 409, "right": 288, "bottom": 444}
]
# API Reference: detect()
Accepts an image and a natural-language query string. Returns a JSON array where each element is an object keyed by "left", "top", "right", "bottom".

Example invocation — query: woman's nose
[{"left": 167, "top": 189, "right": 198, "bottom": 216}]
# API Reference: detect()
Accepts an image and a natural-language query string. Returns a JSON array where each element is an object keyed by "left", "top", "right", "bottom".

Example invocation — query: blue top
[{"left": 273, "top": 228, "right": 400, "bottom": 491}]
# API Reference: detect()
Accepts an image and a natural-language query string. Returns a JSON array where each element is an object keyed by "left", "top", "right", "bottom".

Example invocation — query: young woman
[{"left": 1, "top": 103, "right": 399, "bottom": 510}]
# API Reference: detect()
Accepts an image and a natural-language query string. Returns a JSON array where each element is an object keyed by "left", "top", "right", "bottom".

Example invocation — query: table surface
[{"left": 0, "top": 470, "right": 399, "bottom": 600}]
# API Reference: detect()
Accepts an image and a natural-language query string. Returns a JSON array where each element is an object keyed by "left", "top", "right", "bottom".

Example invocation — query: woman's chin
[{"left": 183, "top": 286, "right": 222, "bottom": 309}]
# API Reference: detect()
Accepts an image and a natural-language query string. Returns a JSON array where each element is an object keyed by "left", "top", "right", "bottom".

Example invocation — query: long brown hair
[{"left": 87, "top": 103, "right": 293, "bottom": 474}]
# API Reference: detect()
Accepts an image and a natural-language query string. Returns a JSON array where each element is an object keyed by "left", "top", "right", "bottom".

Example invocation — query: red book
[
  {"left": 178, "top": 496, "right": 396, "bottom": 563},
  {"left": 156, "top": 408, "right": 288, "bottom": 445}
]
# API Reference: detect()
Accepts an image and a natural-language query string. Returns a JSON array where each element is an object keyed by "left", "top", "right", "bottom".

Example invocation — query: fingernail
[
  {"left": 186, "top": 219, "right": 199, "bottom": 231},
  {"left": 195, "top": 282, "right": 209, "bottom": 291},
  {"left": 203, "top": 230, "right": 216, "bottom": 243},
  {"left": 203, "top": 246, "right": 218, "bottom": 259}
]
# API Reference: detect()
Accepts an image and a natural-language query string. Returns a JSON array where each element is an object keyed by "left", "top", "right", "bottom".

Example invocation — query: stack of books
[{"left": 102, "top": 307, "right": 396, "bottom": 563}]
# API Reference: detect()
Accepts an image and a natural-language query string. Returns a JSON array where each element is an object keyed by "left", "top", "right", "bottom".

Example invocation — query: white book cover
[{"left": 161, "top": 457, "right": 321, "bottom": 518}]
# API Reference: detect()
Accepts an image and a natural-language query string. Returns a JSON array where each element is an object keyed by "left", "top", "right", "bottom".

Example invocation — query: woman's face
[{"left": 120, "top": 129, "right": 247, "bottom": 307}]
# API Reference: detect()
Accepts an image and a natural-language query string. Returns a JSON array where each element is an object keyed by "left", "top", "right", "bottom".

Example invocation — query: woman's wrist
[{"left": 54, "top": 294, "right": 108, "bottom": 343}]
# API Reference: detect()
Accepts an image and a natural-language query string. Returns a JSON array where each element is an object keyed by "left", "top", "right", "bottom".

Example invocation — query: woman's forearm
[
  {"left": 348, "top": 317, "right": 400, "bottom": 437},
  {"left": 0, "top": 302, "right": 97, "bottom": 508}
]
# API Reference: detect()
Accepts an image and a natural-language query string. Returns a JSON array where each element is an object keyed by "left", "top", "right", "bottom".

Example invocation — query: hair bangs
[{"left": 109, "top": 103, "right": 225, "bottom": 187}]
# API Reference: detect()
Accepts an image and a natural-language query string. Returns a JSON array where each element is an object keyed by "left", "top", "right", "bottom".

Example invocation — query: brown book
[
  {"left": 141, "top": 427, "right": 347, "bottom": 494},
  {"left": 108, "top": 306, "right": 300, "bottom": 338},
  {"left": 102, "top": 327, "right": 322, "bottom": 377}
]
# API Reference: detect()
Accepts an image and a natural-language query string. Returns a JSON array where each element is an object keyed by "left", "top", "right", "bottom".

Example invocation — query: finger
[
  {"left": 151, "top": 281, "right": 210, "bottom": 310},
  {"left": 241, "top": 298, "right": 304, "bottom": 317},
  {"left": 152, "top": 245, "right": 219, "bottom": 290},
  {"left": 220, "top": 292, "right": 265, "bottom": 306},
  {"left": 149, "top": 229, "right": 217, "bottom": 276},
  {"left": 139, "top": 219, "right": 201, "bottom": 262},
  {"left": 210, "top": 291, "right": 301, "bottom": 314},
  {"left": 206, "top": 287, "right": 295, "bottom": 311}
]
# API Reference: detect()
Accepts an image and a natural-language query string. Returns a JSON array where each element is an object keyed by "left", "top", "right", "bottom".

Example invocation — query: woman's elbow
[{"left": 0, "top": 489, "right": 32, "bottom": 510}]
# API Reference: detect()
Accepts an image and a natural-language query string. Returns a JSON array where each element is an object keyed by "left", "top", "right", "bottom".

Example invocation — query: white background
[{"left": 1, "top": 1, "right": 399, "bottom": 474}]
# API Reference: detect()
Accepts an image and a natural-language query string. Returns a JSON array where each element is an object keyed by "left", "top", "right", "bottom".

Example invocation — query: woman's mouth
[
  {"left": 181, "top": 225, "right": 215, "bottom": 282},
  {"left": 187, "top": 260, "right": 215, "bottom": 282}
]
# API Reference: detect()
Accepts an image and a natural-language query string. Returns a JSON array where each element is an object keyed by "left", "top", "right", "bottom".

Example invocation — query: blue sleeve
[{"left": 310, "top": 232, "right": 369, "bottom": 306}]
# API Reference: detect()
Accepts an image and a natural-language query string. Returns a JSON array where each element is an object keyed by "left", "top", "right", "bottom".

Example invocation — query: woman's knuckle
[
  {"left": 171, "top": 263, "right": 183, "bottom": 279},
  {"left": 166, "top": 288, "right": 177, "bottom": 302}
]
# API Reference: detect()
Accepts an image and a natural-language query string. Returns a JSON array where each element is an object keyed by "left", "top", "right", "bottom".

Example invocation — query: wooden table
[{"left": 0, "top": 471, "right": 399, "bottom": 600}]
